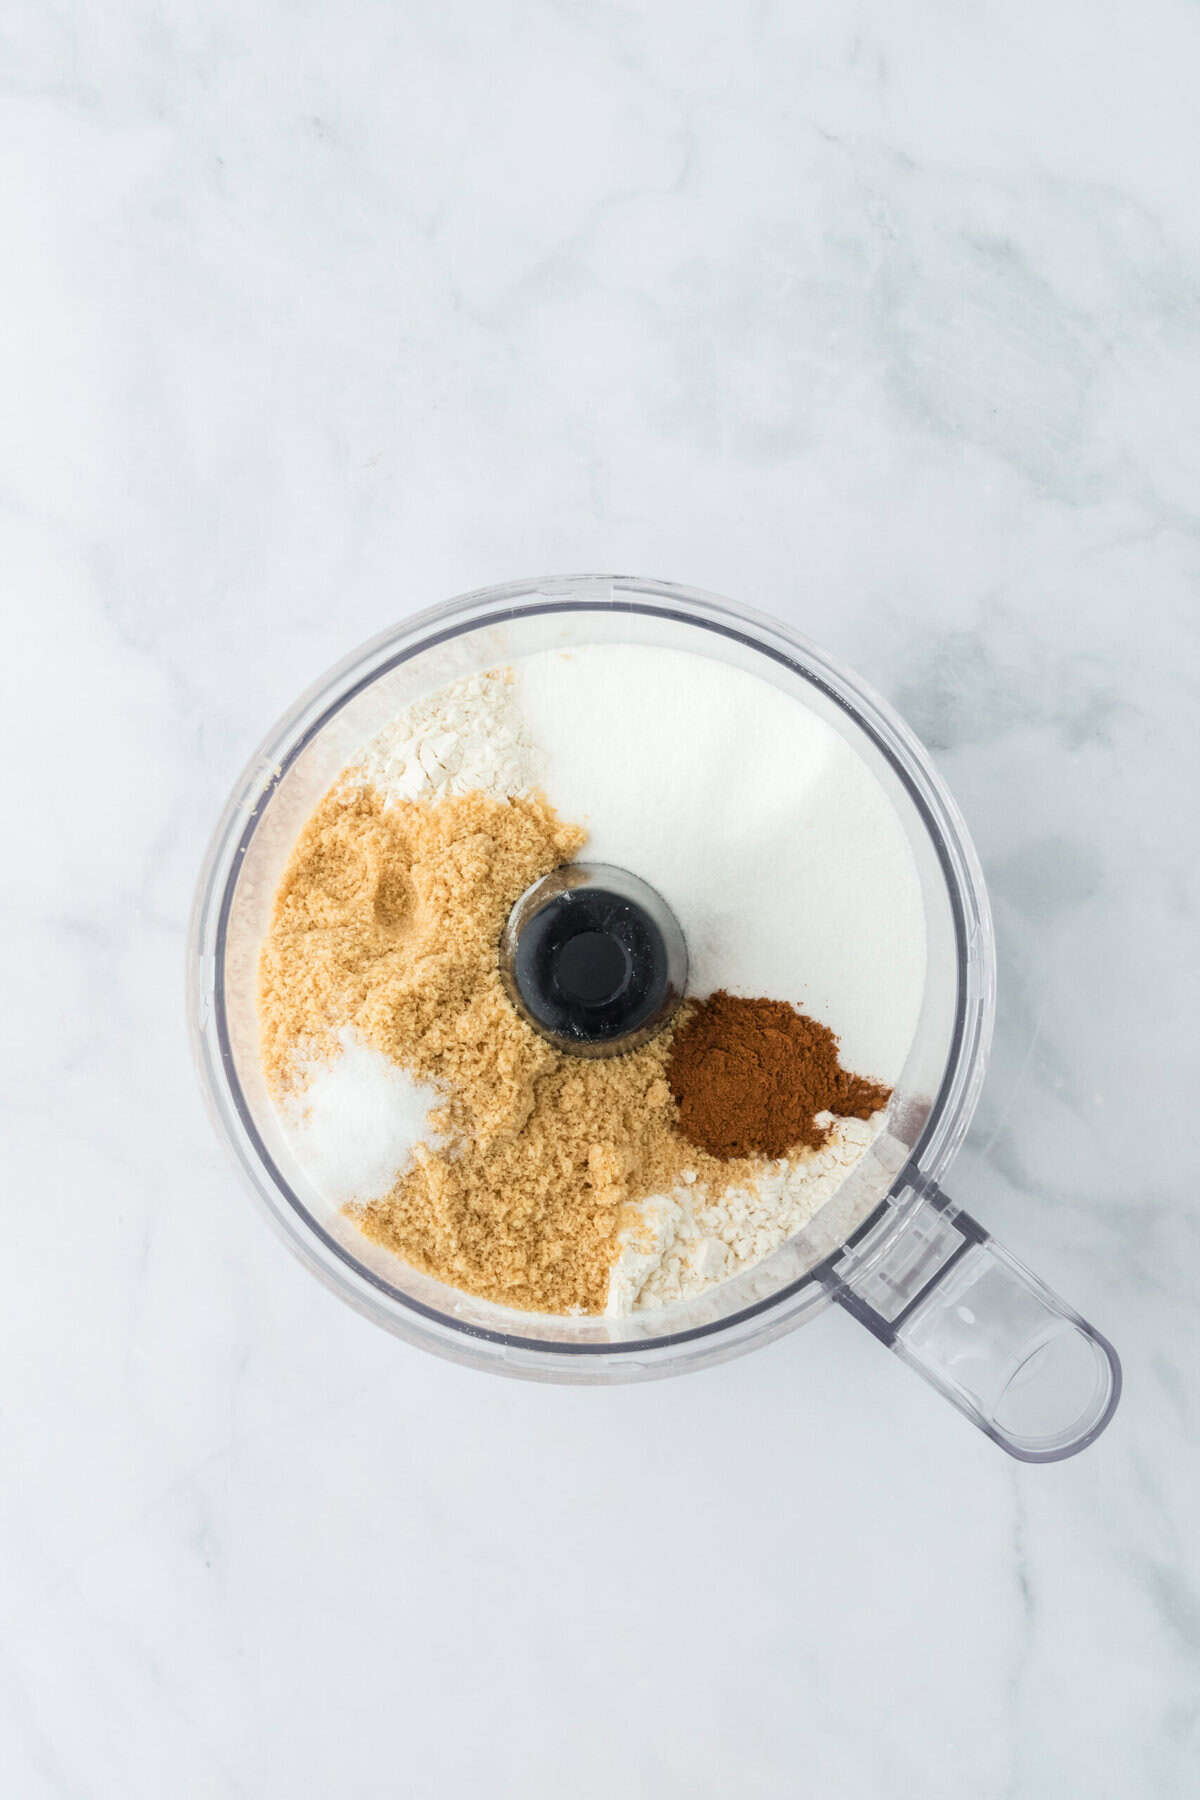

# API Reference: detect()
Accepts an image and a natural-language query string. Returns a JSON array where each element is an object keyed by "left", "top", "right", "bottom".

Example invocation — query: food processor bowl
[{"left": 188, "top": 575, "right": 1121, "bottom": 1461}]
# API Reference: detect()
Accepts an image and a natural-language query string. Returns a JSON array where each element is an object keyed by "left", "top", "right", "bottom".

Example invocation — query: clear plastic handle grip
[{"left": 830, "top": 1181, "right": 1121, "bottom": 1461}]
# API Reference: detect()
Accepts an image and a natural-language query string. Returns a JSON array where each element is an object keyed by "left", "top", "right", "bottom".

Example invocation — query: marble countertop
[{"left": 3, "top": 3, "right": 1198, "bottom": 1794}]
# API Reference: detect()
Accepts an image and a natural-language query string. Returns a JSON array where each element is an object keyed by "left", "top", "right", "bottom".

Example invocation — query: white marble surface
[{"left": 2, "top": 3, "right": 1198, "bottom": 1794}]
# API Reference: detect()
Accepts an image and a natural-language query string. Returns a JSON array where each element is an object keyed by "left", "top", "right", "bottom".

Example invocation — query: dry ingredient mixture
[{"left": 260, "top": 655, "right": 914, "bottom": 1317}]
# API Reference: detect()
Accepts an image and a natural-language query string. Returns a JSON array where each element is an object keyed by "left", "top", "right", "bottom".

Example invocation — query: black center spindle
[{"left": 501, "top": 864, "right": 687, "bottom": 1056}]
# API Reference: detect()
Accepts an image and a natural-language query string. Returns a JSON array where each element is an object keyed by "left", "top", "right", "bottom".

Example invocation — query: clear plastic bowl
[{"left": 188, "top": 574, "right": 1120, "bottom": 1460}]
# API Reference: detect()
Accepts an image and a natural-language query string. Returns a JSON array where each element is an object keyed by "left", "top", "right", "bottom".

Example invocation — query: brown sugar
[
  {"left": 666, "top": 989, "right": 891, "bottom": 1161},
  {"left": 258, "top": 783, "right": 718, "bottom": 1314}
]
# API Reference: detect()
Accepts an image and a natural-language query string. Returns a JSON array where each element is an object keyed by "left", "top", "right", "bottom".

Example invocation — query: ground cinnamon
[{"left": 666, "top": 990, "right": 891, "bottom": 1161}]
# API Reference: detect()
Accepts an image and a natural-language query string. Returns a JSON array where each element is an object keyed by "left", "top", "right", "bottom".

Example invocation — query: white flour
[
  {"left": 605, "top": 1111, "right": 882, "bottom": 1314},
  {"left": 352, "top": 668, "right": 541, "bottom": 803},
  {"left": 283, "top": 1027, "right": 445, "bottom": 1206}
]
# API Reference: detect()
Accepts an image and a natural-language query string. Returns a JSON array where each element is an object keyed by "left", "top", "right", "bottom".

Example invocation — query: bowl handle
[{"left": 827, "top": 1180, "right": 1121, "bottom": 1461}]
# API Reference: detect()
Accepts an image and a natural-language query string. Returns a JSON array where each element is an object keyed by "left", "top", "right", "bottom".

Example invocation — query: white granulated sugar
[
  {"left": 516, "top": 645, "right": 925, "bottom": 1084},
  {"left": 351, "top": 668, "right": 542, "bottom": 805},
  {"left": 283, "top": 1027, "right": 444, "bottom": 1206},
  {"left": 607, "top": 1112, "right": 882, "bottom": 1313}
]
